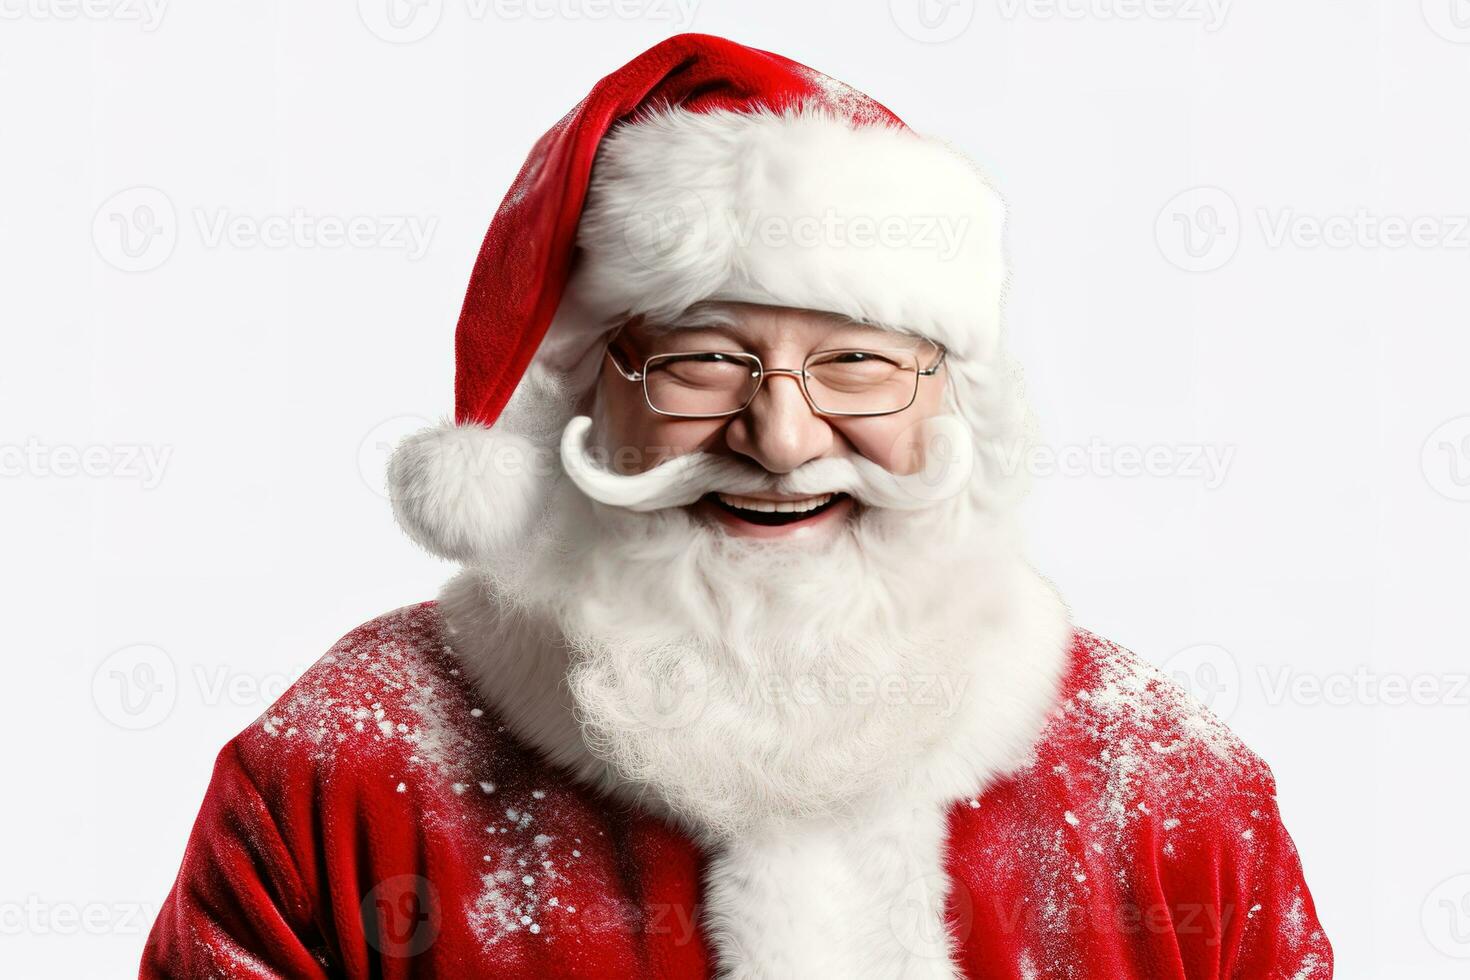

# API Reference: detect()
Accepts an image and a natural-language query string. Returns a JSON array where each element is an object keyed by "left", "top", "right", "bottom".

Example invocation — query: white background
[{"left": 2, "top": 1, "right": 1468, "bottom": 977}]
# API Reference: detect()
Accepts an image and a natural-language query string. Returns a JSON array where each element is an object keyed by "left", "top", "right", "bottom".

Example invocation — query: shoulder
[
  {"left": 949, "top": 629, "right": 1281, "bottom": 874},
  {"left": 241, "top": 602, "right": 463, "bottom": 756},
  {"left": 945, "top": 634, "right": 1332, "bottom": 975},
  {"left": 226, "top": 602, "right": 537, "bottom": 802},
  {"left": 1046, "top": 628, "right": 1275, "bottom": 834},
  {"left": 1050, "top": 628, "right": 1276, "bottom": 799}
]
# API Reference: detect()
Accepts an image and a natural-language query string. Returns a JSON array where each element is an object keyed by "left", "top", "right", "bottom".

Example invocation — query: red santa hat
[{"left": 389, "top": 33, "right": 1008, "bottom": 562}]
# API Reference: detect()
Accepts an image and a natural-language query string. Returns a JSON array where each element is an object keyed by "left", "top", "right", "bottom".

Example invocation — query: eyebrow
[
  {"left": 818, "top": 323, "right": 926, "bottom": 348},
  {"left": 634, "top": 305, "right": 743, "bottom": 336},
  {"left": 631, "top": 306, "right": 927, "bottom": 350}
]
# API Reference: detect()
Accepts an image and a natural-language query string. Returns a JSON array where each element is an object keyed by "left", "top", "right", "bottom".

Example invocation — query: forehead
[{"left": 628, "top": 302, "right": 922, "bottom": 349}]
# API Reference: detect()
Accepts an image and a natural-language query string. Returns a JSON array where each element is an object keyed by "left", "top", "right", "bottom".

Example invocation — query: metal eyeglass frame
[{"left": 603, "top": 336, "right": 949, "bottom": 419}]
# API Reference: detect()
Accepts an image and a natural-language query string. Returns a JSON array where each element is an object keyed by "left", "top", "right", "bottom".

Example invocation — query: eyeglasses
[{"left": 604, "top": 336, "right": 948, "bottom": 419}]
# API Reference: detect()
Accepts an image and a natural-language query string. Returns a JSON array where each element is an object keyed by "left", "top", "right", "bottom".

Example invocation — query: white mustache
[{"left": 559, "top": 415, "right": 973, "bottom": 512}]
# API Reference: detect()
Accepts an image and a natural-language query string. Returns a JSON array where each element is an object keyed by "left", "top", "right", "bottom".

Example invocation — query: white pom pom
[{"left": 387, "top": 421, "right": 550, "bottom": 563}]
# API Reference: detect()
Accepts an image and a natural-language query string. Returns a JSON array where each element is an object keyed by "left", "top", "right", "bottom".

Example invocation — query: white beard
[
  {"left": 442, "top": 418, "right": 1068, "bottom": 842},
  {"left": 439, "top": 410, "right": 1074, "bottom": 977}
]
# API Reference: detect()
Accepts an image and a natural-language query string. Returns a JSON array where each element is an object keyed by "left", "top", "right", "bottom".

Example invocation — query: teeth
[{"left": 715, "top": 492, "right": 834, "bottom": 514}]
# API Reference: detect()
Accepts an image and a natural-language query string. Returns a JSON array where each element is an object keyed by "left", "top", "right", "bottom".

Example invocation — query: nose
[{"left": 722, "top": 371, "right": 834, "bottom": 474}]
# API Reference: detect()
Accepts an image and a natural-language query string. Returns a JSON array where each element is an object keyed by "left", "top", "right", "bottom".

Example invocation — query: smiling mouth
[{"left": 706, "top": 492, "right": 849, "bottom": 527}]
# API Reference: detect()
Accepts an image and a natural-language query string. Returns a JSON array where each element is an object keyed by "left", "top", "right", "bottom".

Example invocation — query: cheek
[
  {"left": 836, "top": 380, "right": 949, "bottom": 475},
  {"left": 838, "top": 419, "right": 926, "bottom": 475},
  {"left": 595, "top": 379, "right": 726, "bottom": 474}
]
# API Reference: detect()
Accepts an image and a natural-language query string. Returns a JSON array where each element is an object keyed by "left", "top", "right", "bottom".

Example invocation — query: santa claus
[{"left": 141, "top": 33, "right": 1332, "bottom": 980}]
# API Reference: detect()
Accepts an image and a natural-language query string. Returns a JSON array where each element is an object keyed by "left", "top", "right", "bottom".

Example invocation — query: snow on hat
[{"left": 388, "top": 33, "right": 1008, "bottom": 562}]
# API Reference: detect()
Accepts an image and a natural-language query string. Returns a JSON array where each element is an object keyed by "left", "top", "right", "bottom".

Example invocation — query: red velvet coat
[{"left": 141, "top": 604, "right": 1331, "bottom": 978}]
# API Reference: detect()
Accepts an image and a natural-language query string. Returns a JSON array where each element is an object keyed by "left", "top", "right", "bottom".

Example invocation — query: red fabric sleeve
[
  {"left": 140, "top": 741, "right": 330, "bottom": 979},
  {"left": 1155, "top": 765, "right": 1333, "bottom": 980},
  {"left": 1222, "top": 784, "right": 1333, "bottom": 979}
]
